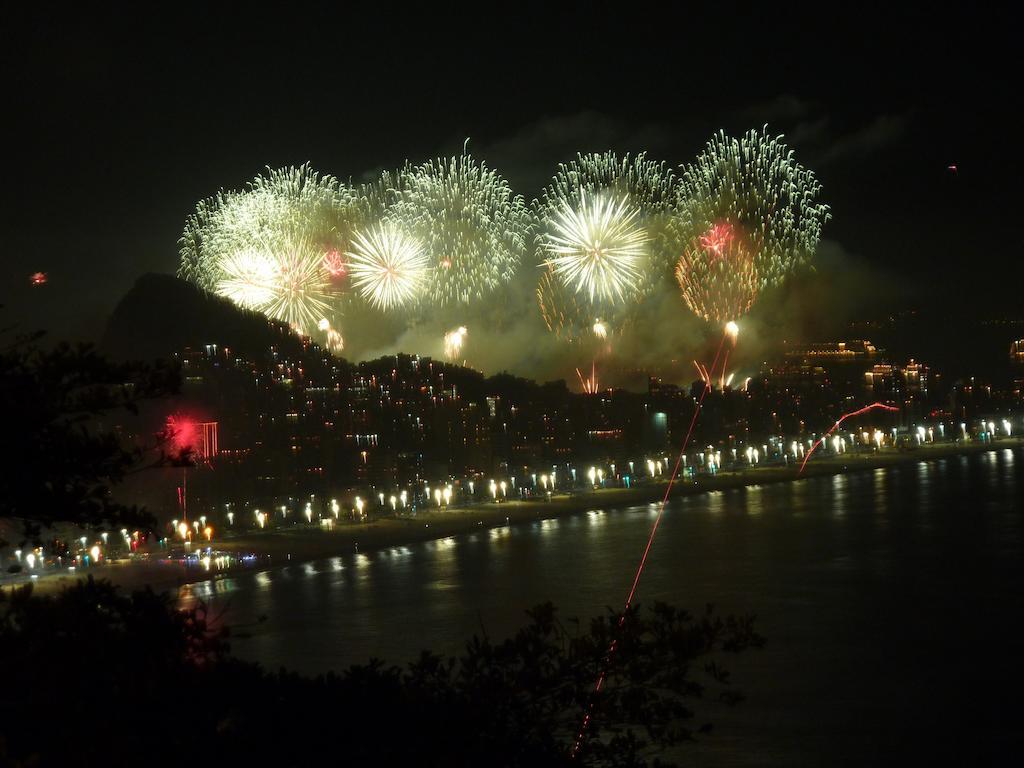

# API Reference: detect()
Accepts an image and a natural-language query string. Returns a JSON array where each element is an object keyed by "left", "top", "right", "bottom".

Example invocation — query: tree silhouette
[
  {"left": 0, "top": 578, "right": 761, "bottom": 767},
  {"left": 0, "top": 329, "right": 180, "bottom": 548}
]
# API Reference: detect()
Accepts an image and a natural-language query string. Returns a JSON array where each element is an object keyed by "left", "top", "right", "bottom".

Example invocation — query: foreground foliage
[
  {"left": 0, "top": 331, "right": 180, "bottom": 548},
  {"left": 0, "top": 578, "right": 761, "bottom": 767}
]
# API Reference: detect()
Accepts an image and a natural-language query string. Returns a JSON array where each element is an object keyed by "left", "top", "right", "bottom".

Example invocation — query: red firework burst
[
  {"left": 165, "top": 415, "right": 198, "bottom": 454},
  {"left": 322, "top": 250, "right": 347, "bottom": 279},
  {"left": 698, "top": 222, "right": 733, "bottom": 259}
]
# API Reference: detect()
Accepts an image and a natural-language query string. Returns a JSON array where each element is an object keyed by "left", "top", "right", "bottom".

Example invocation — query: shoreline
[{"left": 10, "top": 438, "right": 1022, "bottom": 597}]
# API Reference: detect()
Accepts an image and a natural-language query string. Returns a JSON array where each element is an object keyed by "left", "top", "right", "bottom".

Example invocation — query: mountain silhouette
[{"left": 100, "top": 274, "right": 310, "bottom": 361}]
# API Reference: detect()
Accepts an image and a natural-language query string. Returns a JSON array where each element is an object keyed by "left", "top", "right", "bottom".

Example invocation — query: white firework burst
[
  {"left": 541, "top": 190, "right": 649, "bottom": 304},
  {"left": 214, "top": 249, "right": 278, "bottom": 309},
  {"left": 347, "top": 222, "right": 429, "bottom": 311},
  {"left": 443, "top": 326, "right": 467, "bottom": 360},
  {"left": 213, "top": 233, "right": 332, "bottom": 334},
  {"left": 179, "top": 163, "right": 356, "bottom": 291},
  {"left": 325, "top": 328, "right": 344, "bottom": 352}
]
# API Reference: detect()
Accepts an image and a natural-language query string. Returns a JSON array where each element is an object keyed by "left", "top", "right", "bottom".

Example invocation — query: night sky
[{"left": 3, "top": 6, "right": 1020, "bottom": 344}]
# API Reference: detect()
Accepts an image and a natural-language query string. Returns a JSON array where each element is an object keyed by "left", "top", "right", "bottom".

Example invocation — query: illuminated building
[
  {"left": 784, "top": 340, "right": 878, "bottom": 359},
  {"left": 1012, "top": 339, "right": 1024, "bottom": 365}
]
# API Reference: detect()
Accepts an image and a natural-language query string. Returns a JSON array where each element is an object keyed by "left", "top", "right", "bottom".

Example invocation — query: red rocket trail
[
  {"left": 571, "top": 329, "right": 729, "bottom": 758},
  {"left": 798, "top": 402, "right": 899, "bottom": 474}
]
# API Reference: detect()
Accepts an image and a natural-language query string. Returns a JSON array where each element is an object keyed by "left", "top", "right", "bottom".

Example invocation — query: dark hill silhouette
[
  {"left": 100, "top": 274, "right": 311, "bottom": 361},
  {"left": 100, "top": 274, "right": 575, "bottom": 397}
]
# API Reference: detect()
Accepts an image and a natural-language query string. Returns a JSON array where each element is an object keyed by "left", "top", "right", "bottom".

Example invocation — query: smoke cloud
[
  {"left": 338, "top": 112, "right": 901, "bottom": 392},
  {"left": 342, "top": 235, "right": 899, "bottom": 393}
]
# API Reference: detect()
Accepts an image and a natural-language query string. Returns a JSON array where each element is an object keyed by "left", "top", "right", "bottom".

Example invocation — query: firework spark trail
[
  {"left": 571, "top": 329, "right": 728, "bottom": 758},
  {"left": 394, "top": 152, "right": 530, "bottom": 308},
  {"left": 575, "top": 361, "right": 598, "bottom": 394},
  {"left": 799, "top": 402, "right": 900, "bottom": 474},
  {"left": 693, "top": 360, "right": 709, "bottom": 387},
  {"left": 719, "top": 348, "right": 731, "bottom": 388},
  {"left": 706, "top": 321, "right": 741, "bottom": 385},
  {"left": 703, "top": 329, "right": 729, "bottom": 398}
]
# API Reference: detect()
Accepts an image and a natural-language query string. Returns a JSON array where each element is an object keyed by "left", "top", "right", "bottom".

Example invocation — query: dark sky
[{"left": 3, "top": 6, "right": 1020, "bottom": 343}]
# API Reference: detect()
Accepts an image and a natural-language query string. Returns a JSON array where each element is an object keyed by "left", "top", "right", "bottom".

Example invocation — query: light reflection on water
[{"left": 180, "top": 448, "right": 1024, "bottom": 766}]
